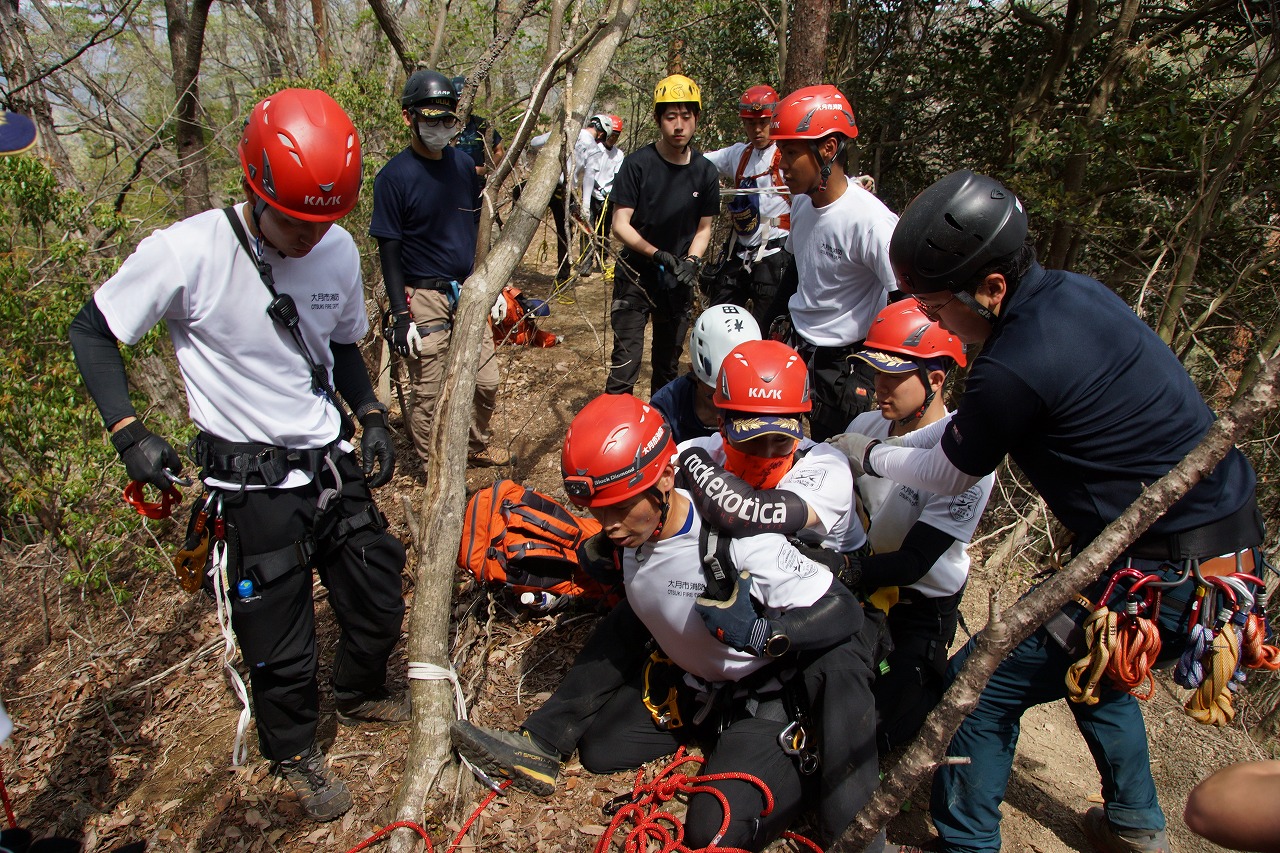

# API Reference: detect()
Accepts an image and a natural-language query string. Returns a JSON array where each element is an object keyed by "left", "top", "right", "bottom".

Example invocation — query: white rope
[
  {"left": 210, "top": 538, "right": 253, "bottom": 766},
  {"left": 719, "top": 186, "right": 787, "bottom": 197}
]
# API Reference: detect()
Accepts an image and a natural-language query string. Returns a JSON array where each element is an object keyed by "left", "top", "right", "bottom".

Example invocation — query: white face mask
[{"left": 417, "top": 121, "right": 456, "bottom": 152}]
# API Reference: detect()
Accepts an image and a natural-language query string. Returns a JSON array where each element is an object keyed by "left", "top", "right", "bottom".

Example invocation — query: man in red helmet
[
  {"left": 372, "top": 68, "right": 507, "bottom": 471},
  {"left": 768, "top": 85, "right": 899, "bottom": 442},
  {"left": 451, "top": 394, "right": 883, "bottom": 851},
  {"left": 842, "top": 304, "right": 993, "bottom": 754},
  {"left": 701, "top": 85, "right": 793, "bottom": 332},
  {"left": 69, "top": 89, "right": 407, "bottom": 822}
]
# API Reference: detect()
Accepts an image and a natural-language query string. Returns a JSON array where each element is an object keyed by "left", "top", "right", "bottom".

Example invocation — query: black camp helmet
[
  {"left": 401, "top": 69, "right": 458, "bottom": 111},
  {"left": 889, "top": 170, "right": 1029, "bottom": 294}
]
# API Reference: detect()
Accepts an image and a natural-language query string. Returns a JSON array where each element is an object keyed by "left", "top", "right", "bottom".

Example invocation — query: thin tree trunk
[
  {"left": 366, "top": 0, "right": 413, "bottom": 73},
  {"left": 829, "top": 350, "right": 1280, "bottom": 852},
  {"left": 310, "top": 0, "right": 328, "bottom": 67},
  {"left": 385, "top": 0, "right": 641, "bottom": 848},
  {"left": 783, "top": 0, "right": 831, "bottom": 90},
  {"left": 0, "top": 0, "right": 77, "bottom": 185},
  {"left": 427, "top": 0, "right": 451, "bottom": 68},
  {"left": 164, "top": 0, "right": 213, "bottom": 216}
]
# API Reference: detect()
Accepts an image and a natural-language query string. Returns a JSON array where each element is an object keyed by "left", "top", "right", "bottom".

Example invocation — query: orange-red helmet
[
  {"left": 561, "top": 394, "right": 675, "bottom": 507},
  {"left": 739, "top": 85, "right": 780, "bottom": 119},
  {"left": 713, "top": 340, "right": 812, "bottom": 414},
  {"left": 769, "top": 85, "right": 857, "bottom": 141},
  {"left": 853, "top": 303, "right": 967, "bottom": 373},
  {"left": 237, "top": 89, "right": 362, "bottom": 223}
]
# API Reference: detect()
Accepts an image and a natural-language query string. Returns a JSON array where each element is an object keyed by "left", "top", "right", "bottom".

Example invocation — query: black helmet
[
  {"left": 889, "top": 170, "right": 1028, "bottom": 294},
  {"left": 451, "top": 76, "right": 467, "bottom": 97},
  {"left": 402, "top": 69, "right": 458, "bottom": 114}
]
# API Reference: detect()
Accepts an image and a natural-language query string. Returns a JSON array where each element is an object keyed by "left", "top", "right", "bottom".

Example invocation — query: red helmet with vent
[
  {"left": 769, "top": 85, "right": 858, "bottom": 141},
  {"left": 739, "top": 85, "right": 780, "bottom": 119},
  {"left": 713, "top": 340, "right": 812, "bottom": 414},
  {"left": 857, "top": 303, "right": 967, "bottom": 371},
  {"left": 237, "top": 89, "right": 362, "bottom": 223},
  {"left": 561, "top": 394, "right": 675, "bottom": 508}
]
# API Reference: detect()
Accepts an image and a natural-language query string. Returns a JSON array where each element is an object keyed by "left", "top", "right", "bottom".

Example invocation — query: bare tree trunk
[
  {"left": 829, "top": 350, "right": 1280, "bottom": 852},
  {"left": 0, "top": 0, "right": 78, "bottom": 185},
  {"left": 310, "top": 0, "right": 329, "bottom": 67},
  {"left": 427, "top": 0, "right": 451, "bottom": 68},
  {"left": 384, "top": 0, "right": 642, "bottom": 848},
  {"left": 164, "top": 0, "right": 213, "bottom": 216},
  {"left": 783, "top": 0, "right": 831, "bottom": 90},
  {"left": 366, "top": 0, "right": 413, "bottom": 73}
]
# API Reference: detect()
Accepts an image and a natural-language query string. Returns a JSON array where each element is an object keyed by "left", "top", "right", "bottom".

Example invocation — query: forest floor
[{"left": 1, "top": 218, "right": 1274, "bottom": 852}]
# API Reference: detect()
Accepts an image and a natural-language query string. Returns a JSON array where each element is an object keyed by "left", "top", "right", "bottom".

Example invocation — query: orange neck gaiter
[{"left": 722, "top": 440, "right": 798, "bottom": 489}]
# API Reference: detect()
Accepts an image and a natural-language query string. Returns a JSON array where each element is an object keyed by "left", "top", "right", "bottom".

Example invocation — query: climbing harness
[{"left": 204, "top": 493, "right": 253, "bottom": 765}]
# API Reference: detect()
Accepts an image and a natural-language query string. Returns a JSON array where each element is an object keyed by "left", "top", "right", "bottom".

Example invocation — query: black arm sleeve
[
  {"left": 376, "top": 237, "right": 410, "bottom": 315},
  {"left": 330, "top": 342, "right": 378, "bottom": 415},
  {"left": 677, "top": 446, "right": 809, "bottom": 535},
  {"left": 772, "top": 577, "right": 862, "bottom": 652},
  {"left": 858, "top": 521, "right": 957, "bottom": 590},
  {"left": 69, "top": 298, "right": 136, "bottom": 429}
]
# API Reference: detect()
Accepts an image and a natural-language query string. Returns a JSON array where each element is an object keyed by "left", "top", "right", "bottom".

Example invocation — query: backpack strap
[
  {"left": 733, "top": 145, "right": 754, "bottom": 186},
  {"left": 698, "top": 522, "right": 737, "bottom": 602}
]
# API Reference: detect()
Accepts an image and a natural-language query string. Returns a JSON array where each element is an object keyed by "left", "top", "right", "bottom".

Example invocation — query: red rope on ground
[
  {"left": 447, "top": 779, "right": 512, "bottom": 852},
  {"left": 0, "top": 759, "right": 16, "bottom": 829},
  {"left": 344, "top": 820, "right": 434, "bottom": 853}
]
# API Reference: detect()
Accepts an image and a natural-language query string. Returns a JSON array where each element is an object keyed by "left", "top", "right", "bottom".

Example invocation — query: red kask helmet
[
  {"left": 739, "top": 85, "right": 780, "bottom": 119},
  {"left": 238, "top": 89, "right": 362, "bottom": 223},
  {"left": 713, "top": 340, "right": 812, "bottom": 414},
  {"left": 562, "top": 394, "right": 675, "bottom": 508},
  {"left": 769, "top": 85, "right": 858, "bottom": 141},
  {"left": 860, "top": 303, "right": 967, "bottom": 368}
]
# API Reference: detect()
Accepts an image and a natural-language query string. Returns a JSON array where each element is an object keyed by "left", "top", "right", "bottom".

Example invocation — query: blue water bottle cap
[{"left": 237, "top": 579, "right": 255, "bottom": 598}]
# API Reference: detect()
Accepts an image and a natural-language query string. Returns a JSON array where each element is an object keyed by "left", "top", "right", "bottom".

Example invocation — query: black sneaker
[
  {"left": 335, "top": 688, "right": 410, "bottom": 727},
  {"left": 1082, "top": 807, "right": 1173, "bottom": 853},
  {"left": 449, "top": 720, "right": 560, "bottom": 796},
  {"left": 272, "top": 745, "right": 353, "bottom": 821}
]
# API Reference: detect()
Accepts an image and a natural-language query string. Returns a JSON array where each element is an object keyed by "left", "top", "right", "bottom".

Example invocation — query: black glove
[
  {"left": 695, "top": 569, "right": 769, "bottom": 654},
  {"left": 359, "top": 406, "right": 395, "bottom": 487},
  {"left": 579, "top": 531, "right": 623, "bottom": 589},
  {"left": 383, "top": 310, "right": 419, "bottom": 359},
  {"left": 675, "top": 255, "right": 701, "bottom": 288},
  {"left": 652, "top": 250, "right": 680, "bottom": 274},
  {"left": 568, "top": 198, "right": 583, "bottom": 219},
  {"left": 110, "top": 420, "right": 183, "bottom": 490},
  {"left": 790, "top": 538, "right": 863, "bottom": 589}
]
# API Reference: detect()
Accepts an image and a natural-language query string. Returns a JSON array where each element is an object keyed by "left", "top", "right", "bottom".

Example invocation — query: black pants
[
  {"left": 549, "top": 186, "right": 571, "bottom": 282},
  {"left": 708, "top": 247, "right": 792, "bottom": 333},
  {"left": 873, "top": 587, "right": 964, "bottom": 754},
  {"left": 218, "top": 450, "right": 406, "bottom": 760},
  {"left": 606, "top": 254, "right": 694, "bottom": 396},
  {"left": 806, "top": 344, "right": 877, "bottom": 442}
]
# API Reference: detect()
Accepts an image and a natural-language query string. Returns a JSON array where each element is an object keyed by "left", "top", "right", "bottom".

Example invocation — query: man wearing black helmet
[
  {"left": 451, "top": 75, "right": 504, "bottom": 180},
  {"left": 832, "top": 171, "right": 1263, "bottom": 853},
  {"left": 371, "top": 69, "right": 508, "bottom": 472}
]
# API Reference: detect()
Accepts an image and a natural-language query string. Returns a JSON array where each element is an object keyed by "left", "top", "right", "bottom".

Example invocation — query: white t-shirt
[
  {"left": 848, "top": 411, "right": 994, "bottom": 598},
  {"left": 786, "top": 185, "right": 898, "bottom": 347},
  {"left": 624, "top": 492, "right": 834, "bottom": 684},
  {"left": 703, "top": 142, "right": 791, "bottom": 253},
  {"left": 95, "top": 205, "right": 367, "bottom": 460},
  {"left": 587, "top": 144, "right": 626, "bottom": 201},
  {"left": 572, "top": 128, "right": 601, "bottom": 200},
  {"left": 679, "top": 435, "right": 866, "bottom": 553}
]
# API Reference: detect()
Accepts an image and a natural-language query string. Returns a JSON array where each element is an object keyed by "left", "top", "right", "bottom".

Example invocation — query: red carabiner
[
  {"left": 1096, "top": 568, "right": 1147, "bottom": 609},
  {"left": 122, "top": 481, "right": 181, "bottom": 519}
]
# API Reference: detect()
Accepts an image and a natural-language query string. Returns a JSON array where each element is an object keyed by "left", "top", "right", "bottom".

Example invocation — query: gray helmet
[
  {"left": 889, "top": 170, "right": 1028, "bottom": 294},
  {"left": 401, "top": 69, "right": 458, "bottom": 114}
]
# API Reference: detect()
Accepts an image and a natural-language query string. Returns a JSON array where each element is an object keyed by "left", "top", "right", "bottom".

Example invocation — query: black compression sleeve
[
  {"left": 69, "top": 298, "right": 136, "bottom": 429},
  {"left": 772, "top": 577, "right": 862, "bottom": 651},
  {"left": 377, "top": 238, "right": 410, "bottom": 315},
  {"left": 858, "top": 521, "right": 956, "bottom": 590},
  {"left": 331, "top": 342, "right": 378, "bottom": 414},
  {"left": 677, "top": 447, "right": 809, "bottom": 535}
]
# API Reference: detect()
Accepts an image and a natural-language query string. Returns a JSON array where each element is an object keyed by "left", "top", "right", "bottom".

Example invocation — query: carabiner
[
  {"left": 777, "top": 720, "right": 807, "bottom": 756},
  {"left": 123, "top": 481, "right": 181, "bottom": 519}
]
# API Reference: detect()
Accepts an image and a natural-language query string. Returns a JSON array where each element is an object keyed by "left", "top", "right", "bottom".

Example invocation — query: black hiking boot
[
  {"left": 272, "top": 744, "right": 353, "bottom": 822},
  {"left": 335, "top": 688, "right": 410, "bottom": 727},
  {"left": 1082, "top": 807, "right": 1173, "bottom": 853},
  {"left": 449, "top": 720, "right": 560, "bottom": 796}
]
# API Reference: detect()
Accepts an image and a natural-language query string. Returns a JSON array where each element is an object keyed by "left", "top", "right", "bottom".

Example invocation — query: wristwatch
[{"left": 763, "top": 629, "right": 791, "bottom": 658}]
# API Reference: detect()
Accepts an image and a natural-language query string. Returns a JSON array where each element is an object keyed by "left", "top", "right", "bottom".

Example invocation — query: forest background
[{"left": 1, "top": 0, "right": 1278, "bottom": 847}]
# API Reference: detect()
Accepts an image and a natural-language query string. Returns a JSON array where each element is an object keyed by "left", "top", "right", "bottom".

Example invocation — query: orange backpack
[
  {"left": 491, "top": 285, "right": 561, "bottom": 348},
  {"left": 457, "top": 480, "right": 612, "bottom": 603}
]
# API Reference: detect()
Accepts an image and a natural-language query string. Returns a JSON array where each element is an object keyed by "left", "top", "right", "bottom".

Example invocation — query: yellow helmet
[{"left": 653, "top": 74, "right": 702, "bottom": 109}]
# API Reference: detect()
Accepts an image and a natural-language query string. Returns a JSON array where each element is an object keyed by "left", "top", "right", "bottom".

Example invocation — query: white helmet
[
  {"left": 588, "top": 113, "right": 613, "bottom": 135},
  {"left": 689, "top": 304, "right": 763, "bottom": 387}
]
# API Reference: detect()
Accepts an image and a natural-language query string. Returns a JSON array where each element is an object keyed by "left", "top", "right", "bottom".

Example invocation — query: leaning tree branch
[{"left": 829, "top": 347, "right": 1280, "bottom": 852}]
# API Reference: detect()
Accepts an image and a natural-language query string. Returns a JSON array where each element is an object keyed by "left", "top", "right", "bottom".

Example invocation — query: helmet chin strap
[
  {"left": 899, "top": 365, "right": 935, "bottom": 426},
  {"left": 249, "top": 197, "right": 285, "bottom": 259},
  {"left": 647, "top": 486, "right": 671, "bottom": 541},
  {"left": 807, "top": 138, "right": 845, "bottom": 194}
]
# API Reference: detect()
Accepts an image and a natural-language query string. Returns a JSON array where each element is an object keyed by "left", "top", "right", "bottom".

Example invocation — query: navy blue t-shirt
[
  {"left": 456, "top": 115, "right": 501, "bottom": 168},
  {"left": 369, "top": 146, "right": 480, "bottom": 281},
  {"left": 650, "top": 371, "right": 718, "bottom": 444},
  {"left": 941, "top": 263, "right": 1255, "bottom": 540},
  {"left": 611, "top": 143, "right": 720, "bottom": 257}
]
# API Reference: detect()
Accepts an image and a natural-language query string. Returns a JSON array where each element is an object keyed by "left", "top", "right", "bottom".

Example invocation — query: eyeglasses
[
  {"left": 913, "top": 293, "right": 956, "bottom": 321},
  {"left": 410, "top": 110, "right": 458, "bottom": 129}
]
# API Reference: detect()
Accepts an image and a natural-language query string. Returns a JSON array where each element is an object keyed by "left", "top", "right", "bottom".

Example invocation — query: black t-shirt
[
  {"left": 611, "top": 143, "right": 720, "bottom": 257},
  {"left": 456, "top": 115, "right": 501, "bottom": 168},
  {"left": 941, "top": 263, "right": 1255, "bottom": 540},
  {"left": 369, "top": 146, "right": 481, "bottom": 280}
]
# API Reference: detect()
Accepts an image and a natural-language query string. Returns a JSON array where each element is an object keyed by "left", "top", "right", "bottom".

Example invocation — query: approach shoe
[
  {"left": 449, "top": 720, "right": 559, "bottom": 796},
  {"left": 272, "top": 744, "right": 353, "bottom": 822},
  {"left": 1082, "top": 807, "right": 1173, "bottom": 853},
  {"left": 467, "top": 446, "right": 512, "bottom": 468},
  {"left": 335, "top": 688, "right": 410, "bottom": 726}
]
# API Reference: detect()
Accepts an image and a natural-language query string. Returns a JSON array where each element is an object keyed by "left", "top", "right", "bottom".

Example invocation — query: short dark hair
[
  {"left": 965, "top": 239, "right": 1036, "bottom": 298},
  {"left": 654, "top": 102, "right": 701, "bottom": 122}
]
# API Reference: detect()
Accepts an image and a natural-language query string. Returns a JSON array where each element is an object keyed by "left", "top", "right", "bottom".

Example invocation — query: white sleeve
[
  {"left": 779, "top": 445, "right": 854, "bottom": 535},
  {"left": 732, "top": 534, "right": 833, "bottom": 611},
  {"left": 530, "top": 131, "right": 550, "bottom": 150},
  {"left": 94, "top": 228, "right": 190, "bottom": 345},
  {"left": 870, "top": 441, "right": 983, "bottom": 497},
  {"left": 701, "top": 144, "right": 742, "bottom": 179},
  {"left": 892, "top": 413, "right": 951, "bottom": 449}
]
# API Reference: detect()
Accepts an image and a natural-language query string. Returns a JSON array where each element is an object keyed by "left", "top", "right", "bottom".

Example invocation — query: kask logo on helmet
[
  {"left": 304, "top": 194, "right": 344, "bottom": 207},
  {"left": 748, "top": 388, "right": 784, "bottom": 400}
]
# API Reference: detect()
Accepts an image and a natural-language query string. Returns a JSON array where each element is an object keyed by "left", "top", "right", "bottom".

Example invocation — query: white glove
[
  {"left": 829, "top": 432, "right": 882, "bottom": 478},
  {"left": 405, "top": 321, "right": 423, "bottom": 359},
  {"left": 490, "top": 294, "right": 508, "bottom": 323}
]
